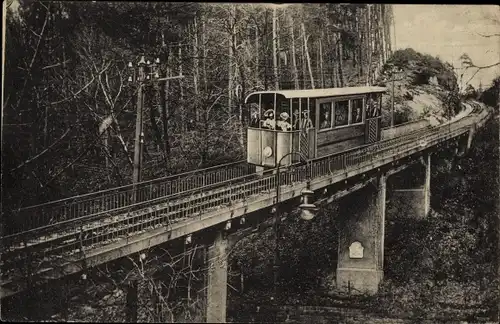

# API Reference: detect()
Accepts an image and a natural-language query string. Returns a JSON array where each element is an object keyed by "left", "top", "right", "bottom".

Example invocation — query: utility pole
[
  {"left": 128, "top": 56, "right": 184, "bottom": 186},
  {"left": 272, "top": 6, "right": 279, "bottom": 90},
  {"left": 132, "top": 56, "right": 146, "bottom": 184},
  {"left": 391, "top": 77, "right": 395, "bottom": 127},
  {"left": 389, "top": 72, "right": 404, "bottom": 127}
]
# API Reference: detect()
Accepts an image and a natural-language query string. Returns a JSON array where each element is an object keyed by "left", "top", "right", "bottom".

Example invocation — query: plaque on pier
[{"left": 349, "top": 241, "right": 364, "bottom": 259}]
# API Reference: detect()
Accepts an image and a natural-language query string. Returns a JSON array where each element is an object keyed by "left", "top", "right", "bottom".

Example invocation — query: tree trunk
[
  {"left": 193, "top": 18, "right": 200, "bottom": 122},
  {"left": 277, "top": 11, "right": 281, "bottom": 88},
  {"left": 161, "top": 52, "right": 171, "bottom": 157},
  {"left": 178, "top": 46, "right": 185, "bottom": 131},
  {"left": 301, "top": 25, "right": 307, "bottom": 89},
  {"left": 366, "top": 5, "right": 372, "bottom": 85},
  {"left": 126, "top": 280, "right": 138, "bottom": 323},
  {"left": 319, "top": 31, "right": 324, "bottom": 88},
  {"left": 228, "top": 6, "right": 235, "bottom": 117},
  {"left": 338, "top": 33, "right": 344, "bottom": 87},
  {"left": 272, "top": 7, "right": 279, "bottom": 90},
  {"left": 301, "top": 23, "right": 315, "bottom": 89},
  {"left": 237, "top": 55, "right": 245, "bottom": 149},
  {"left": 289, "top": 15, "right": 299, "bottom": 90},
  {"left": 379, "top": 5, "right": 385, "bottom": 63},
  {"left": 358, "top": 7, "right": 364, "bottom": 78},
  {"left": 384, "top": 5, "right": 391, "bottom": 60},
  {"left": 316, "top": 39, "right": 320, "bottom": 85},
  {"left": 202, "top": 18, "right": 208, "bottom": 93},
  {"left": 255, "top": 25, "right": 259, "bottom": 87},
  {"left": 41, "top": 90, "right": 48, "bottom": 148},
  {"left": 264, "top": 9, "right": 269, "bottom": 90},
  {"left": 234, "top": 41, "right": 244, "bottom": 149},
  {"left": 378, "top": 5, "right": 385, "bottom": 76},
  {"left": 331, "top": 34, "right": 336, "bottom": 88}
]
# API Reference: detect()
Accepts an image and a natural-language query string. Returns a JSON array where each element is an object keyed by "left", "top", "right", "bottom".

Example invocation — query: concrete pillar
[
  {"left": 205, "top": 230, "right": 228, "bottom": 323},
  {"left": 390, "top": 154, "right": 431, "bottom": 219},
  {"left": 336, "top": 174, "right": 386, "bottom": 295}
]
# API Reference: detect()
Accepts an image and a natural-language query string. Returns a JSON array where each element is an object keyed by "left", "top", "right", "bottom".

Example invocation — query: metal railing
[
  {"left": 3, "top": 160, "right": 253, "bottom": 239},
  {"left": 1, "top": 107, "right": 490, "bottom": 281}
]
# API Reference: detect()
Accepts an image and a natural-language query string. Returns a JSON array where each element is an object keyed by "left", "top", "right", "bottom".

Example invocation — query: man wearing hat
[
  {"left": 300, "top": 110, "right": 313, "bottom": 130},
  {"left": 277, "top": 112, "right": 292, "bottom": 131},
  {"left": 249, "top": 104, "right": 260, "bottom": 128}
]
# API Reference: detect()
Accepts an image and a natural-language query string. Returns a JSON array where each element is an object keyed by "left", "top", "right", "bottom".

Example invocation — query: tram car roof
[{"left": 245, "top": 86, "right": 387, "bottom": 103}]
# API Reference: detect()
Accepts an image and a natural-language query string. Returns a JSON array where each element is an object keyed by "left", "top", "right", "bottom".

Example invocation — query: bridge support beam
[
  {"left": 205, "top": 230, "right": 228, "bottom": 323},
  {"left": 336, "top": 174, "right": 386, "bottom": 295},
  {"left": 389, "top": 153, "right": 431, "bottom": 219}
]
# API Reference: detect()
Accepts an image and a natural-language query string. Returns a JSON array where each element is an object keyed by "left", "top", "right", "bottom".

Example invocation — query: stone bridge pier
[
  {"left": 388, "top": 154, "right": 431, "bottom": 219},
  {"left": 335, "top": 174, "right": 386, "bottom": 295},
  {"left": 335, "top": 153, "right": 432, "bottom": 295},
  {"left": 204, "top": 230, "right": 229, "bottom": 323},
  {"left": 120, "top": 228, "right": 232, "bottom": 323},
  {"left": 201, "top": 226, "right": 253, "bottom": 323}
]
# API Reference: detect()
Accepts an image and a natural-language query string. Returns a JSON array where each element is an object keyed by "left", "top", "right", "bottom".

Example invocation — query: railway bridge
[{"left": 1, "top": 102, "right": 492, "bottom": 322}]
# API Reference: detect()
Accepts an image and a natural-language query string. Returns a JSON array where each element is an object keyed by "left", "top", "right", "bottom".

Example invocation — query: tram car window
[
  {"left": 334, "top": 100, "right": 349, "bottom": 127},
  {"left": 319, "top": 102, "right": 333, "bottom": 129},
  {"left": 351, "top": 98, "right": 364, "bottom": 124},
  {"left": 245, "top": 86, "right": 386, "bottom": 168}
]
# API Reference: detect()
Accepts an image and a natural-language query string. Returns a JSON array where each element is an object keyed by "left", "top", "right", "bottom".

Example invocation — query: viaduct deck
[{"left": 0, "top": 103, "right": 492, "bottom": 299}]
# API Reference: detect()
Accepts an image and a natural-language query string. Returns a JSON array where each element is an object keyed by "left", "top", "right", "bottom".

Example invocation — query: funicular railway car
[{"left": 245, "top": 87, "right": 386, "bottom": 168}]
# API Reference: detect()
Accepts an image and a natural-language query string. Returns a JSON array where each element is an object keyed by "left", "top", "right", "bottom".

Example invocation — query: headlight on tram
[{"left": 263, "top": 146, "right": 273, "bottom": 158}]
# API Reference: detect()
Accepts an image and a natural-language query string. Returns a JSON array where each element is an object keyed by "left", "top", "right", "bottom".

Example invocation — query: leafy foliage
[
  {"left": 381, "top": 116, "right": 499, "bottom": 317},
  {"left": 480, "top": 76, "right": 500, "bottom": 113},
  {"left": 387, "top": 48, "right": 458, "bottom": 91}
]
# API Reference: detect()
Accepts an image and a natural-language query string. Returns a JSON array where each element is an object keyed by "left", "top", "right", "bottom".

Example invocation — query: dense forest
[
  {"left": 3, "top": 2, "right": 394, "bottom": 212},
  {"left": 3, "top": 2, "right": 499, "bottom": 322}
]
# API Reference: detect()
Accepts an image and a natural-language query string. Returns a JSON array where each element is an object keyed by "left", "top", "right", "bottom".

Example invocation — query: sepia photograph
[{"left": 1, "top": 2, "right": 499, "bottom": 323}]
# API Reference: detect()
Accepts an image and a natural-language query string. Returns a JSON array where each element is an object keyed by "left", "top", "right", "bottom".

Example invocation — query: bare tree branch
[
  {"left": 13, "top": 3, "right": 50, "bottom": 111},
  {"left": 475, "top": 31, "right": 500, "bottom": 38},
  {"left": 50, "top": 63, "right": 112, "bottom": 105},
  {"left": 9, "top": 128, "right": 71, "bottom": 172}
]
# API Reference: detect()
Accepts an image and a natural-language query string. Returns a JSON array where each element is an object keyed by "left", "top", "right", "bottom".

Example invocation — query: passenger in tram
[
  {"left": 249, "top": 105, "right": 260, "bottom": 128},
  {"left": 354, "top": 106, "right": 362, "bottom": 123},
  {"left": 371, "top": 102, "right": 379, "bottom": 117},
  {"left": 277, "top": 112, "right": 292, "bottom": 131},
  {"left": 262, "top": 109, "right": 276, "bottom": 130},
  {"left": 320, "top": 109, "right": 331, "bottom": 129},
  {"left": 293, "top": 109, "right": 300, "bottom": 130},
  {"left": 367, "top": 96, "right": 375, "bottom": 118},
  {"left": 300, "top": 110, "right": 313, "bottom": 130},
  {"left": 374, "top": 101, "right": 381, "bottom": 117}
]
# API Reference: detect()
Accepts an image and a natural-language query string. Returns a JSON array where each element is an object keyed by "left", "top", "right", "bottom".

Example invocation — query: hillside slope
[{"left": 376, "top": 48, "right": 461, "bottom": 127}]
